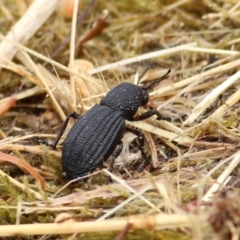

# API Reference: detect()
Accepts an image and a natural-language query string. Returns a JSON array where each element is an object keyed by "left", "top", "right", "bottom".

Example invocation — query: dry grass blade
[
  {"left": 69, "top": 0, "right": 80, "bottom": 110},
  {"left": 97, "top": 185, "right": 153, "bottom": 221},
  {"left": 0, "top": 151, "right": 45, "bottom": 190},
  {"left": 0, "top": 168, "right": 43, "bottom": 201},
  {"left": 213, "top": 86, "right": 240, "bottom": 116},
  {"left": 2, "top": 1, "right": 240, "bottom": 239},
  {"left": 0, "top": 97, "right": 16, "bottom": 117},
  {"left": 145, "top": 131, "right": 158, "bottom": 168},
  {"left": 187, "top": 46, "right": 239, "bottom": 55},
  {"left": 89, "top": 42, "right": 197, "bottom": 74},
  {"left": 103, "top": 170, "right": 160, "bottom": 212},
  {"left": 0, "top": 34, "right": 99, "bottom": 84},
  {"left": 0, "top": 85, "right": 44, "bottom": 104},
  {"left": 0, "top": 0, "right": 58, "bottom": 65},
  {"left": 203, "top": 152, "right": 240, "bottom": 202},
  {"left": 152, "top": 59, "right": 240, "bottom": 97},
  {"left": 127, "top": 121, "right": 193, "bottom": 145},
  {"left": 0, "top": 144, "right": 61, "bottom": 158},
  {"left": 0, "top": 213, "right": 204, "bottom": 237},
  {"left": 185, "top": 70, "right": 240, "bottom": 124}
]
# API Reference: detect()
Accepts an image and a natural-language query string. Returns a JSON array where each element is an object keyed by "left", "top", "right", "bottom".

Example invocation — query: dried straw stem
[
  {"left": 0, "top": 0, "right": 58, "bottom": 65},
  {"left": 0, "top": 213, "right": 203, "bottom": 237}
]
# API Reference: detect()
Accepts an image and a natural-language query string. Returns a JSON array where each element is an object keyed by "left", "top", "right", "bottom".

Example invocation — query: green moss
[{"left": 66, "top": 229, "right": 190, "bottom": 240}]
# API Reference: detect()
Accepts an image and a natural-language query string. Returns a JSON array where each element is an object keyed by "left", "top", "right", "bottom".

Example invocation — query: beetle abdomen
[{"left": 62, "top": 104, "right": 125, "bottom": 181}]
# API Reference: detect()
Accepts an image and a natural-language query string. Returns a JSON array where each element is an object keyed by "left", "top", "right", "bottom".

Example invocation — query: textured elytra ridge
[{"left": 62, "top": 104, "right": 125, "bottom": 181}]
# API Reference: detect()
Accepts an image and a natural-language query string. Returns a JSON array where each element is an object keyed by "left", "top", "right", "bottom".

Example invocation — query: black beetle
[{"left": 44, "top": 69, "right": 171, "bottom": 181}]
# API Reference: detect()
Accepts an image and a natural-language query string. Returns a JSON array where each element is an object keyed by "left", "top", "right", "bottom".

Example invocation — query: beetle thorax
[{"left": 100, "top": 83, "right": 149, "bottom": 120}]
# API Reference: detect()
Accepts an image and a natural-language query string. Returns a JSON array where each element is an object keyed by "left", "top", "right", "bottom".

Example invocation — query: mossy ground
[{"left": 1, "top": 0, "right": 240, "bottom": 239}]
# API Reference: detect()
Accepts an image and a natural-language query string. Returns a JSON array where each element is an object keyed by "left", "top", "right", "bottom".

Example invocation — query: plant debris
[{"left": 1, "top": 0, "right": 240, "bottom": 239}]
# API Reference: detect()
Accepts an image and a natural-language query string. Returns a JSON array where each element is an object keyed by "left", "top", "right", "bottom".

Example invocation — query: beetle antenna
[
  {"left": 145, "top": 69, "right": 171, "bottom": 90},
  {"left": 136, "top": 66, "right": 152, "bottom": 85}
]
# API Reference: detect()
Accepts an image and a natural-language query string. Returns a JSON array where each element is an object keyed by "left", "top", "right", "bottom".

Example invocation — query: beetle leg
[
  {"left": 38, "top": 112, "right": 80, "bottom": 149},
  {"left": 125, "top": 127, "right": 149, "bottom": 163},
  {"left": 132, "top": 109, "right": 163, "bottom": 121},
  {"left": 106, "top": 141, "right": 123, "bottom": 183},
  {"left": 109, "top": 141, "right": 123, "bottom": 173}
]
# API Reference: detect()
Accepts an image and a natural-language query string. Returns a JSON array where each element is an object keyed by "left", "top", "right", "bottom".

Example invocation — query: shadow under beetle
[{"left": 44, "top": 69, "right": 171, "bottom": 182}]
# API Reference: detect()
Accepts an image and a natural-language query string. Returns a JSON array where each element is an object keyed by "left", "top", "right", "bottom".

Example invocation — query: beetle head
[
  {"left": 100, "top": 83, "right": 149, "bottom": 120},
  {"left": 100, "top": 69, "right": 171, "bottom": 120}
]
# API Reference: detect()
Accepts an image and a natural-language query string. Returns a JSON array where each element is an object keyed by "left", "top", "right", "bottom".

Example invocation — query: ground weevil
[{"left": 43, "top": 69, "right": 171, "bottom": 181}]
